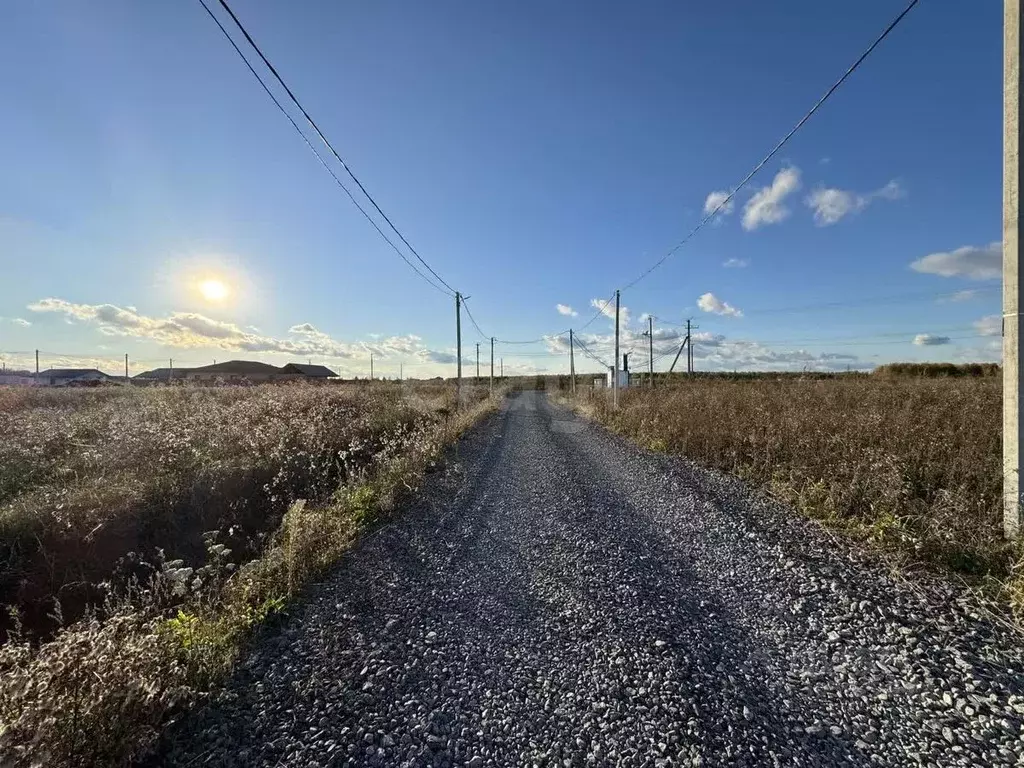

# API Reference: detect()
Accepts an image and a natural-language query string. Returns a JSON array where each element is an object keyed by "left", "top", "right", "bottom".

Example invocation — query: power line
[
  {"left": 749, "top": 334, "right": 990, "bottom": 348},
  {"left": 739, "top": 287, "right": 1000, "bottom": 317},
  {"left": 620, "top": 0, "right": 921, "bottom": 291},
  {"left": 198, "top": 0, "right": 456, "bottom": 297},
  {"left": 577, "top": 293, "right": 617, "bottom": 332},
  {"left": 648, "top": 287, "right": 999, "bottom": 329},
  {"left": 573, "top": 336, "right": 611, "bottom": 369},
  {"left": 461, "top": 299, "right": 489, "bottom": 341}
]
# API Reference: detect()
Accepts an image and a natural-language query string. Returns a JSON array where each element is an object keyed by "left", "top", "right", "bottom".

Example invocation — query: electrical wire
[
  {"left": 577, "top": 293, "right": 618, "bottom": 332},
  {"left": 739, "top": 286, "right": 1000, "bottom": 317},
  {"left": 620, "top": 0, "right": 921, "bottom": 291},
  {"left": 572, "top": 336, "right": 611, "bottom": 369},
  {"left": 198, "top": 0, "right": 456, "bottom": 297},
  {"left": 460, "top": 299, "right": 489, "bottom": 341}
]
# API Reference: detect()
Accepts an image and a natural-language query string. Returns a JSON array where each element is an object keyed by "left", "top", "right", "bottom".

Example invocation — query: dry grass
[
  {"left": 567, "top": 377, "right": 1023, "bottom": 613},
  {"left": 0, "top": 382, "right": 498, "bottom": 766}
]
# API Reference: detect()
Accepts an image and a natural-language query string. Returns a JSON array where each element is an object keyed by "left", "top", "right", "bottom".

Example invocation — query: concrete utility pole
[
  {"left": 489, "top": 337, "right": 494, "bottom": 396},
  {"left": 455, "top": 292, "right": 463, "bottom": 405},
  {"left": 569, "top": 329, "right": 577, "bottom": 395},
  {"left": 476, "top": 342, "right": 480, "bottom": 382},
  {"left": 647, "top": 316, "right": 654, "bottom": 388},
  {"left": 613, "top": 289, "right": 620, "bottom": 408},
  {"left": 1006, "top": 0, "right": 1023, "bottom": 539},
  {"left": 686, "top": 319, "right": 693, "bottom": 374}
]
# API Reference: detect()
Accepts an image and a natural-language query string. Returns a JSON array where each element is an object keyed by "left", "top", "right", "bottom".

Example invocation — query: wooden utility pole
[
  {"left": 490, "top": 337, "right": 494, "bottom": 396},
  {"left": 500, "top": 357, "right": 503, "bottom": 379},
  {"left": 1006, "top": 0, "right": 1023, "bottom": 538},
  {"left": 400, "top": 362, "right": 403, "bottom": 382},
  {"left": 169, "top": 358, "right": 173, "bottom": 384},
  {"left": 613, "top": 289, "right": 620, "bottom": 408},
  {"left": 647, "top": 316, "right": 654, "bottom": 388},
  {"left": 35, "top": 349, "right": 39, "bottom": 379},
  {"left": 370, "top": 353, "right": 374, "bottom": 381},
  {"left": 455, "top": 292, "right": 462, "bottom": 404},
  {"left": 476, "top": 342, "right": 480, "bottom": 382},
  {"left": 569, "top": 329, "right": 577, "bottom": 395},
  {"left": 125, "top": 353, "right": 129, "bottom": 384}
]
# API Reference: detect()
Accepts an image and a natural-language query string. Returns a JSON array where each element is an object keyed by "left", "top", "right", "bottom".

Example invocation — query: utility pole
[
  {"left": 644, "top": 316, "right": 654, "bottom": 388},
  {"left": 1006, "top": 0, "right": 1023, "bottom": 538},
  {"left": 569, "top": 329, "right": 576, "bottom": 395},
  {"left": 455, "top": 292, "right": 463, "bottom": 405},
  {"left": 669, "top": 335, "right": 688, "bottom": 374},
  {"left": 476, "top": 342, "right": 480, "bottom": 382},
  {"left": 125, "top": 353, "right": 129, "bottom": 384},
  {"left": 613, "top": 289, "right": 620, "bottom": 408},
  {"left": 490, "top": 337, "right": 494, "bottom": 396},
  {"left": 169, "top": 358, "right": 173, "bottom": 384},
  {"left": 500, "top": 358, "right": 503, "bottom": 379},
  {"left": 35, "top": 349, "right": 39, "bottom": 379},
  {"left": 686, "top": 319, "right": 692, "bottom": 374},
  {"left": 400, "top": 362, "right": 403, "bottom": 382},
  {"left": 370, "top": 353, "right": 374, "bottom": 381}
]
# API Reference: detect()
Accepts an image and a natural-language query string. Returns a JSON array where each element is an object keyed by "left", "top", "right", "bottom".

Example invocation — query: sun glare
[{"left": 199, "top": 279, "right": 230, "bottom": 301}]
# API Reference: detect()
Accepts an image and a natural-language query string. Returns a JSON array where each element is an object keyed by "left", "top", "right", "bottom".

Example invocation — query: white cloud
[
  {"left": 703, "top": 190, "right": 734, "bottom": 217},
  {"left": 545, "top": 326, "right": 866, "bottom": 373},
  {"left": 913, "top": 334, "right": 951, "bottom": 346},
  {"left": 805, "top": 179, "right": 905, "bottom": 226},
  {"left": 875, "top": 180, "right": 905, "bottom": 201},
  {"left": 722, "top": 258, "right": 749, "bottom": 269},
  {"left": 805, "top": 188, "right": 863, "bottom": 226},
  {"left": 1, "top": 317, "right": 31, "bottom": 327},
  {"left": 910, "top": 242, "right": 1001, "bottom": 280},
  {"left": 975, "top": 315, "right": 1001, "bottom": 336},
  {"left": 25, "top": 298, "right": 454, "bottom": 370},
  {"left": 742, "top": 167, "right": 801, "bottom": 231},
  {"left": 940, "top": 290, "right": 980, "bottom": 303},
  {"left": 697, "top": 292, "right": 743, "bottom": 318},
  {"left": 590, "top": 297, "right": 629, "bottom": 327},
  {"left": 556, "top": 303, "right": 578, "bottom": 317}
]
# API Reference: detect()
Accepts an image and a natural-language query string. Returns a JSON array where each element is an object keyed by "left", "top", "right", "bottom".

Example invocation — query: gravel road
[{"left": 155, "top": 391, "right": 1024, "bottom": 767}]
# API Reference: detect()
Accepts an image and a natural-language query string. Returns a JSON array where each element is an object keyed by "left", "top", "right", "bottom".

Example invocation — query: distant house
[
  {"left": 280, "top": 363, "right": 337, "bottom": 379},
  {"left": 38, "top": 368, "right": 115, "bottom": 387},
  {"left": 0, "top": 372, "right": 37, "bottom": 387},
  {"left": 133, "top": 367, "right": 194, "bottom": 383},
  {"left": 133, "top": 360, "right": 337, "bottom": 385},
  {"left": 184, "top": 361, "right": 287, "bottom": 383}
]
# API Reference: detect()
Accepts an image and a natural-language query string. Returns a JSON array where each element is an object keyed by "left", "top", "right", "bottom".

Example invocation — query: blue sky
[{"left": 0, "top": 0, "right": 1005, "bottom": 376}]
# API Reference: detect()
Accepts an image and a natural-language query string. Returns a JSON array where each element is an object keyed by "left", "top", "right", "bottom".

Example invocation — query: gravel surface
[{"left": 154, "top": 391, "right": 1024, "bottom": 767}]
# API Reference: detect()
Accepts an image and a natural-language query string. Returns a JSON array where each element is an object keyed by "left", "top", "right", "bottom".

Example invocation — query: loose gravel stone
[{"left": 151, "top": 392, "right": 1024, "bottom": 767}]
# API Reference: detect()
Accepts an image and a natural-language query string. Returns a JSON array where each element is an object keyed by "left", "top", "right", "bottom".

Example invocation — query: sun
[{"left": 199, "top": 279, "right": 230, "bottom": 301}]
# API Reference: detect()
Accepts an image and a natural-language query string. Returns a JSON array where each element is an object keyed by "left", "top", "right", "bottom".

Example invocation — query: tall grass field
[
  {"left": 568, "top": 375, "right": 1022, "bottom": 613},
  {"left": 0, "top": 382, "right": 495, "bottom": 766}
]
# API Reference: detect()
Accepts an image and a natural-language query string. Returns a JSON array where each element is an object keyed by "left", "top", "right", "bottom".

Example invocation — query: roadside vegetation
[
  {"left": 563, "top": 374, "right": 1023, "bottom": 618},
  {"left": 0, "top": 382, "right": 498, "bottom": 766}
]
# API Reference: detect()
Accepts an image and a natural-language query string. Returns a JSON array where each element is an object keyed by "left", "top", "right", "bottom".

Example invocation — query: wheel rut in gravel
[{"left": 155, "top": 391, "right": 1024, "bottom": 768}]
